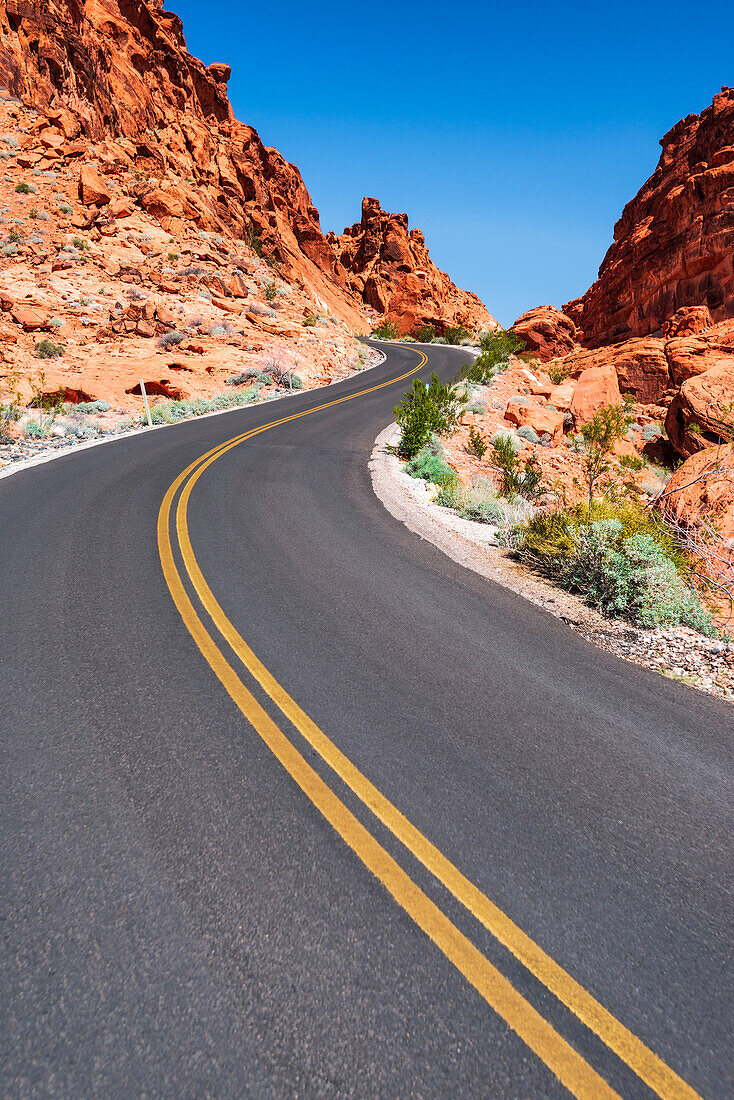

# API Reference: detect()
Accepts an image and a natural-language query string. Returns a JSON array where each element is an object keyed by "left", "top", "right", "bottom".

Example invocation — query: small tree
[
  {"left": 394, "top": 373, "right": 467, "bottom": 458},
  {"left": 467, "top": 425, "right": 487, "bottom": 458},
  {"left": 490, "top": 434, "right": 544, "bottom": 499},
  {"left": 581, "top": 401, "right": 634, "bottom": 514},
  {"left": 456, "top": 328, "right": 526, "bottom": 384},
  {"left": 412, "top": 323, "right": 436, "bottom": 343}
]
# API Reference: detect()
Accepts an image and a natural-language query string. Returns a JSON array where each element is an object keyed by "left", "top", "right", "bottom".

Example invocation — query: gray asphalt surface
[{"left": 1, "top": 342, "right": 732, "bottom": 1099}]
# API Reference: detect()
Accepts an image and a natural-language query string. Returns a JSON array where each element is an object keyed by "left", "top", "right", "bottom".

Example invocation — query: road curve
[{"left": 2, "top": 342, "right": 732, "bottom": 1099}]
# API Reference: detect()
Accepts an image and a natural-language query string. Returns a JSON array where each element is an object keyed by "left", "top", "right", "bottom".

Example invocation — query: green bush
[
  {"left": 412, "top": 324, "right": 436, "bottom": 342},
  {"left": 581, "top": 400, "right": 634, "bottom": 510},
  {"left": 394, "top": 373, "right": 467, "bottom": 458},
  {"left": 303, "top": 314, "right": 319, "bottom": 327},
  {"left": 372, "top": 319, "right": 399, "bottom": 340},
  {"left": 490, "top": 433, "right": 543, "bottom": 499},
  {"left": 457, "top": 329, "right": 526, "bottom": 384},
  {"left": 561, "top": 521, "right": 714, "bottom": 633},
  {"left": 467, "top": 425, "right": 487, "bottom": 458},
  {"left": 511, "top": 502, "right": 712, "bottom": 633},
  {"left": 442, "top": 324, "right": 472, "bottom": 345},
  {"left": 618, "top": 453, "right": 645, "bottom": 471},
  {"left": 405, "top": 448, "right": 457, "bottom": 486},
  {"left": 547, "top": 360, "right": 574, "bottom": 386},
  {"left": 72, "top": 400, "right": 111, "bottom": 414},
  {"left": 264, "top": 282, "right": 277, "bottom": 302},
  {"left": 34, "top": 338, "right": 64, "bottom": 359},
  {"left": 14, "top": 182, "right": 30, "bottom": 194}
]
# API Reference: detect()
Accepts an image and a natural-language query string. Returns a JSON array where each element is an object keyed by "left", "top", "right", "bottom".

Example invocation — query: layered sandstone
[{"left": 569, "top": 86, "right": 734, "bottom": 346}]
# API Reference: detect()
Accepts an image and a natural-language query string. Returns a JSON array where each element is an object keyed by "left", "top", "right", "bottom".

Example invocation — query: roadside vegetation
[{"left": 392, "top": 344, "right": 718, "bottom": 636}]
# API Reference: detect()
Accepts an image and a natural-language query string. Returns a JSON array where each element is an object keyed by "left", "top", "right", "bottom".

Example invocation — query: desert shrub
[
  {"left": 432, "top": 336, "right": 448, "bottom": 345},
  {"left": 247, "top": 226, "right": 264, "bottom": 257},
  {"left": 394, "top": 373, "right": 467, "bottom": 458},
  {"left": 49, "top": 316, "right": 64, "bottom": 328},
  {"left": 467, "top": 425, "right": 487, "bottom": 458},
  {"left": 619, "top": 453, "right": 645, "bottom": 471},
  {"left": 436, "top": 475, "right": 535, "bottom": 529},
  {"left": 0, "top": 400, "right": 20, "bottom": 442},
  {"left": 168, "top": 252, "right": 179, "bottom": 261},
  {"left": 372, "top": 319, "right": 399, "bottom": 340},
  {"left": 442, "top": 324, "right": 472, "bottom": 345},
  {"left": 467, "top": 401, "right": 487, "bottom": 414},
  {"left": 24, "top": 420, "right": 46, "bottom": 438},
  {"left": 457, "top": 329, "right": 526, "bottom": 384},
  {"left": 58, "top": 203, "right": 73, "bottom": 215},
  {"left": 405, "top": 448, "right": 456, "bottom": 486},
  {"left": 72, "top": 400, "right": 111, "bottom": 414},
  {"left": 280, "top": 371, "right": 303, "bottom": 389},
  {"left": 303, "top": 314, "right": 319, "bottom": 327},
  {"left": 547, "top": 360, "right": 574, "bottom": 385},
  {"left": 34, "top": 338, "right": 64, "bottom": 359},
  {"left": 14, "top": 182, "right": 30, "bottom": 194},
  {"left": 226, "top": 368, "right": 269, "bottom": 386},
  {"left": 264, "top": 281, "right": 277, "bottom": 302},
  {"left": 489, "top": 432, "right": 543, "bottom": 499},
  {"left": 157, "top": 330, "right": 185, "bottom": 348},
  {"left": 559, "top": 521, "right": 714, "bottom": 633},
  {"left": 412, "top": 324, "right": 436, "bottom": 342}
]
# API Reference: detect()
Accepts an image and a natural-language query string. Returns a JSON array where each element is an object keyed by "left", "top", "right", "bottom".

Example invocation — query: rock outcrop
[
  {"left": 569, "top": 86, "right": 734, "bottom": 346},
  {"left": 330, "top": 198, "right": 497, "bottom": 335},
  {"left": 510, "top": 305, "right": 578, "bottom": 360},
  {"left": 0, "top": 0, "right": 493, "bottom": 332}
]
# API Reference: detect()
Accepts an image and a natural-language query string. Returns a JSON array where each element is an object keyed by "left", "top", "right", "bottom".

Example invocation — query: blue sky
[{"left": 174, "top": 0, "right": 731, "bottom": 325}]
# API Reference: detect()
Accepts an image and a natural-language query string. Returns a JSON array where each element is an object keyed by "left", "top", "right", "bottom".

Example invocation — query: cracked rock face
[{"left": 569, "top": 86, "right": 734, "bottom": 347}]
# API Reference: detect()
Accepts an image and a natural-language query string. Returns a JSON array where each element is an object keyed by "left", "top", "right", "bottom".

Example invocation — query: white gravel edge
[
  {"left": 369, "top": 422, "right": 577, "bottom": 617},
  {"left": 0, "top": 346, "right": 387, "bottom": 484}
]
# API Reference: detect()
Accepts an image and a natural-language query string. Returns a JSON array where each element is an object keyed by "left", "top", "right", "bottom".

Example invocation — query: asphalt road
[{"left": 1, "top": 342, "right": 732, "bottom": 1099}]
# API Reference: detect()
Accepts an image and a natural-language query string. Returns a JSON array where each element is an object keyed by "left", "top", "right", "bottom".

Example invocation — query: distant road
[{"left": 2, "top": 342, "right": 731, "bottom": 1098}]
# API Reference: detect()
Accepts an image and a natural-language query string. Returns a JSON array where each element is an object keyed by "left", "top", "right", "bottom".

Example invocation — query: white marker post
[{"left": 140, "top": 380, "right": 152, "bottom": 427}]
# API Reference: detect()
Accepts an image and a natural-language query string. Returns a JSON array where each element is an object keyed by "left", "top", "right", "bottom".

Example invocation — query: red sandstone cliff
[
  {"left": 571, "top": 86, "right": 734, "bottom": 347},
  {"left": 0, "top": 0, "right": 493, "bottom": 333}
]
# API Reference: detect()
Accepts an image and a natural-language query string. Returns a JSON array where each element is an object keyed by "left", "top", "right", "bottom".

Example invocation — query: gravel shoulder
[{"left": 370, "top": 422, "right": 734, "bottom": 704}]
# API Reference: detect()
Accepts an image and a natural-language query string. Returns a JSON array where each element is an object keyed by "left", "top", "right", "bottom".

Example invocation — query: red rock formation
[
  {"left": 331, "top": 198, "right": 497, "bottom": 335},
  {"left": 665, "top": 360, "right": 734, "bottom": 457},
  {"left": 0, "top": 0, "right": 493, "bottom": 332},
  {"left": 510, "top": 305, "right": 578, "bottom": 360},
  {"left": 570, "top": 86, "right": 734, "bottom": 347}
]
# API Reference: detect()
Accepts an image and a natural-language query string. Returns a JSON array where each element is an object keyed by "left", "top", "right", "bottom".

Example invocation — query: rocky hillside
[{"left": 0, "top": 0, "right": 492, "bottom": 335}]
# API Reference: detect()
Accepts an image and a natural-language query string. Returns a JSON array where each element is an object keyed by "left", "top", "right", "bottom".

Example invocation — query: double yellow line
[{"left": 157, "top": 349, "right": 702, "bottom": 1099}]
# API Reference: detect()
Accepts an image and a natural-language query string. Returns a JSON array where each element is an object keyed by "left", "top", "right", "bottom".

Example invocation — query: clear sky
[{"left": 173, "top": 0, "right": 731, "bottom": 326}]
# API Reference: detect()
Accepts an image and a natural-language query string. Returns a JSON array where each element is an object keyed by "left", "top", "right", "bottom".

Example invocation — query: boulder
[
  {"left": 665, "top": 360, "right": 734, "bottom": 456},
  {"left": 570, "top": 364, "right": 622, "bottom": 427},
  {"left": 78, "top": 164, "right": 112, "bottom": 206},
  {"left": 11, "top": 305, "right": 48, "bottom": 330},
  {"left": 548, "top": 379, "right": 576, "bottom": 411},
  {"left": 505, "top": 399, "right": 565, "bottom": 444},
  {"left": 511, "top": 305, "right": 578, "bottom": 360},
  {"left": 108, "top": 195, "right": 136, "bottom": 219},
  {"left": 558, "top": 338, "right": 670, "bottom": 404}
]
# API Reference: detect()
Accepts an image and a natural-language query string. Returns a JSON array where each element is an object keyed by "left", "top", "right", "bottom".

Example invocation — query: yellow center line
[{"left": 159, "top": 348, "right": 703, "bottom": 1100}]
